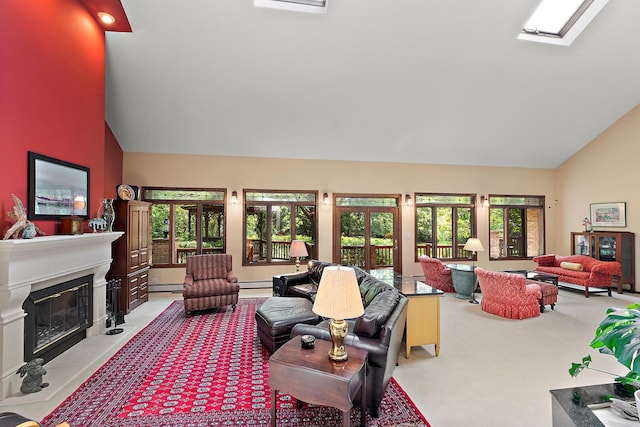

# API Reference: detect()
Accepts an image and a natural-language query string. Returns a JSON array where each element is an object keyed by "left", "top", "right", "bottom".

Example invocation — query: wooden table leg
[
  {"left": 360, "top": 364, "right": 366, "bottom": 427},
  {"left": 271, "top": 389, "right": 277, "bottom": 427}
]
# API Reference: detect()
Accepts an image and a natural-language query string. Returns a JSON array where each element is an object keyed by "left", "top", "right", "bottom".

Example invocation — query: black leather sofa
[{"left": 273, "top": 260, "right": 408, "bottom": 418}]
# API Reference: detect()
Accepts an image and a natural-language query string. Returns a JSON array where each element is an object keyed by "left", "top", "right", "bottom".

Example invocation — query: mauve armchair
[
  {"left": 418, "top": 255, "right": 455, "bottom": 292},
  {"left": 183, "top": 254, "right": 240, "bottom": 315},
  {"left": 475, "top": 268, "right": 542, "bottom": 320}
]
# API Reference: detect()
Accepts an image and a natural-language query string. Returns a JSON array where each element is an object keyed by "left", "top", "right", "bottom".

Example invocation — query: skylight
[
  {"left": 518, "top": 0, "right": 609, "bottom": 46},
  {"left": 254, "top": 0, "right": 327, "bottom": 14}
]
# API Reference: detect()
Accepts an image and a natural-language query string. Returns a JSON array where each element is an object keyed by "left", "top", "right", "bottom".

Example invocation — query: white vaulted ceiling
[{"left": 105, "top": 0, "right": 640, "bottom": 169}]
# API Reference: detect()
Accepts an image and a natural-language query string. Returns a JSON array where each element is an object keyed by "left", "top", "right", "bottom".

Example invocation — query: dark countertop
[
  {"left": 367, "top": 269, "right": 444, "bottom": 297},
  {"left": 550, "top": 383, "right": 635, "bottom": 427}
]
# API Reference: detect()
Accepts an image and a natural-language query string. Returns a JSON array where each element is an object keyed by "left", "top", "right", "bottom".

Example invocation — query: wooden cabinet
[
  {"left": 405, "top": 290, "right": 442, "bottom": 359},
  {"left": 366, "top": 269, "right": 443, "bottom": 359},
  {"left": 108, "top": 200, "right": 151, "bottom": 313},
  {"left": 571, "top": 231, "right": 635, "bottom": 293}
]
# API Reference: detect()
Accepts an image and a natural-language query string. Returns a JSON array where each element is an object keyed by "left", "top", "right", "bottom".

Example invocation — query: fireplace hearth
[
  {"left": 0, "top": 232, "right": 123, "bottom": 400},
  {"left": 23, "top": 275, "right": 94, "bottom": 364}
]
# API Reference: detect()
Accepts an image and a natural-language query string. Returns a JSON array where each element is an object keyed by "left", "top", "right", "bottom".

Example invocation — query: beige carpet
[
  {"left": 3, "top": 286, "right": 637, "bottom": 426},
  {"left": 393, "top": 286, "right": 638, "bottom": 427}
]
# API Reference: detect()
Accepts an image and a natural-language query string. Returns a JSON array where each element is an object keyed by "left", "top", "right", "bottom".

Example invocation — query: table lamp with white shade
[
  {"left": 289, "top": 240, "right": 308, "bottom": 271},
  {"left": 312, "top": 266, "right": 365, "bottom": 361},
  {"left": 463, "top": 237, "right": 485, "bottom": 304}
]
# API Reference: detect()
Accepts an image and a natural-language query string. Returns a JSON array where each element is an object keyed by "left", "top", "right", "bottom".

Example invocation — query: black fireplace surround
[{"left": 23, "top": 275, "right": 93, "bottom": 363}]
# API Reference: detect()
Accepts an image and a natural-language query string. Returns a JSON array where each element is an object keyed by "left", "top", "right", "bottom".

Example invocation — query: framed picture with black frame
[{"left": 28, "top": 152, "right": 90, "bottom": 220}]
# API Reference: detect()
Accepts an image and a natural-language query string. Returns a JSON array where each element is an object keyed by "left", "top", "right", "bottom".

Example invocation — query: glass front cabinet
[{"left": 571, "top": 231, "right": 635, "bottom": 293}]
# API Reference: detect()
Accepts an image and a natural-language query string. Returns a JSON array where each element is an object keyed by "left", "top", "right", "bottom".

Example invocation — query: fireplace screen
[{"left": 23, "top": 275, "right": 93, "bottom": 363}]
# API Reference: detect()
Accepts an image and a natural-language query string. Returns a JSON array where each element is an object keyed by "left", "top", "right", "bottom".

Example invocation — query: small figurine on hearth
[
  {"left": 582, "top": 217, "right": 592, "bottom": 232},
  {"left": 16, "top": 358, "right": 49, "bottom": 394}
]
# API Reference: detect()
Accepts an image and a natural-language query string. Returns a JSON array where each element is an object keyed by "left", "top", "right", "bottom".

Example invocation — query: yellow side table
[
  {"left": 402, "top": 281, "right": 443, "bottom": 358},
  {"left": 367, "top": 270, "right": 443, "bottom": 359}
]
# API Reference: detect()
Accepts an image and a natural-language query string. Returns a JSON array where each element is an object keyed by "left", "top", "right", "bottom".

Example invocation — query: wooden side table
[{"left": 269, "top": 337, "right": 367, "bottom": 427}]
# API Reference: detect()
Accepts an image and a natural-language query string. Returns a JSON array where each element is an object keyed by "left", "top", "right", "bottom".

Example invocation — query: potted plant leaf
[{"left": 570, "top": 303, "right": 640, "bottom": 392}]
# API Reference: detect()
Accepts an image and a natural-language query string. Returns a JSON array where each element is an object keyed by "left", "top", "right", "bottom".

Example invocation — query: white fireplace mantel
[{"left": 0, "top": 232, "right": 123, "bottom": 400}]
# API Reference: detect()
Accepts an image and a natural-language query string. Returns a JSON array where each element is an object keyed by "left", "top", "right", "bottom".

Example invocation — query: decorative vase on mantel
[{"left": 101, "top": 199, "right": 115, "bottom": 232}]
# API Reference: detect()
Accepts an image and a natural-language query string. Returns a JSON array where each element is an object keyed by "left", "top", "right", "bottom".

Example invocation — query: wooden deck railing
[
  {"left": 340, "top": 245, "right": 394, "bottom": 268},
  {"left": 176, "top": 247, "right": 224, "bottom": 264},
  {"left": 416, "top": 244, "right": 467, "bottom": 259},
  {"left": 246, "top": 240, "right": 317, "bottom": 262},
  {"left": 417, "top": 237, "right": 524, "bottom": 259}
]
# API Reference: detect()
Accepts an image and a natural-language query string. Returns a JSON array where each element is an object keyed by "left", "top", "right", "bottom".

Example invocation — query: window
[
  {"left": 244, "top": 191, "right": 317, "bottom": 266},
  {"left": 415, "top": 194, "right": 476, "bottom": 261},
  {"left": 334, "top": 195, "right": 400, "bottom": 270},
  {"left": 143, "top": 188, "right": 226, "bottom": 267},
  {"left": 489, "top": 195, "right": 545, "bottom": 260},
  {"left": 518, "top": 0, "right": 609, "bottom": 46},
  {"left": 254, "top": 0, "right": 327, "bottom": 14}
]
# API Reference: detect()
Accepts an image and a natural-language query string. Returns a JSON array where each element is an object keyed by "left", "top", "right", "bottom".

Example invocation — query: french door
[{"left": 332, "top": 194, "right": 401, "bottom": 272}]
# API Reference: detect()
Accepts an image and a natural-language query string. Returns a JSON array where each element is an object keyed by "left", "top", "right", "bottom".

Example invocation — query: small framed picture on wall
[{"left": 590, "top": 202, "right": 626, "bottom": 228}]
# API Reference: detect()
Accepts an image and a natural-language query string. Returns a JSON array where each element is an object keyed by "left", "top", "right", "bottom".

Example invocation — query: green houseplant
[{"left": 570, "top": 303, "right": 640, "bottom": 390}]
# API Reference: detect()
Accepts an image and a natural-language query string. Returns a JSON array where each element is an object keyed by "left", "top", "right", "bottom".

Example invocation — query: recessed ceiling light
[{"left": 97, "top": 12, "right": 116, "bottom": 25}]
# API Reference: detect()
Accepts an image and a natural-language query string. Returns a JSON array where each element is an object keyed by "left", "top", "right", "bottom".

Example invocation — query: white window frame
[
  {"left": 254, "top": 0, "right": 328, "bottom": 14},
  {"left": 518, "top": 0, "right": 609, "bottom": 46}
]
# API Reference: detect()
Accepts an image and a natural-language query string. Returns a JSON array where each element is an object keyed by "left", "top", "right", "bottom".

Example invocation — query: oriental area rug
[{"left": 42, "top": 299, "right": 430, "bottom": 427}]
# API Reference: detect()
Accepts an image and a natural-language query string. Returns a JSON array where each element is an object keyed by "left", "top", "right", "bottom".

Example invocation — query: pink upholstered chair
[
  {"left": 418, "top": 255, "right": 455, "bottom": 292},
  {"left": 183, "top": 254, "right": 240, "bottom": 315},
  {"left": 475, "top": 268, "right": 542, "bottom": 319}
]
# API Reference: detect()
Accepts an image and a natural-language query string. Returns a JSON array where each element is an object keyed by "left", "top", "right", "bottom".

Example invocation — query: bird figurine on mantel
[{"left": 3, "top": 194, "right": 46, "bottom": 240}]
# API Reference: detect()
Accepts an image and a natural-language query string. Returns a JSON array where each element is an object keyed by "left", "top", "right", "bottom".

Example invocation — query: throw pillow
[
  {"left": 359, "top": 277, "right": 386, "bottom": 306},
  {"left": 309, "top": 261, "right": 332, "bottom": 285},
  {"left": 354, "top": 289, "right": 401, "bottom": 338},
  {"left": 560, "top": 261, "right": 584, "bottom": 271}
]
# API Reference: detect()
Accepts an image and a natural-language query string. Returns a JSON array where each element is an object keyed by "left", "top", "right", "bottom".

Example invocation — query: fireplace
[
  {"left": 0, "top": 232, "right": 123, "bottom": 400},
  {"left": 23, "top": 275, "right": 94, "bottom": 364}
]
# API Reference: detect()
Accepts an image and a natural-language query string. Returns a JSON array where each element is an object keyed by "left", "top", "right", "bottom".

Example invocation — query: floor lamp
[{"left": 463, "top": 238, "right": 485, "bottom": 304}]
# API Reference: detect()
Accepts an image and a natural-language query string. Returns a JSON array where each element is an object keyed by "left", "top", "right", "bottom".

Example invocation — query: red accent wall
[{"left": 0, "top": 0, "right": 122, "bottom": 236}]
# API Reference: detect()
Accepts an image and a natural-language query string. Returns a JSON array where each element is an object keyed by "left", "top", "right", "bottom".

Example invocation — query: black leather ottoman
[
  {"left": 0, "top": 412, "right": 41, "bottom": 426},
  {"left": 255, "top": 297, "right": 320, "bottom": 353}
]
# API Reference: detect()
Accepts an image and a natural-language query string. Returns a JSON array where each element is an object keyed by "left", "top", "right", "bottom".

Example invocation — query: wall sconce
[
  {"left": 231, "top": 191, "right": 238, "bottom": 205},
  {"left": 323, "top": 192, "right": 329, "bottom": 206},
  {"left": 405, "top": 194, "right": 413, "bottom": 206},
  {"left": 479, "top": 195, "right": 489, "bottom": 208}
]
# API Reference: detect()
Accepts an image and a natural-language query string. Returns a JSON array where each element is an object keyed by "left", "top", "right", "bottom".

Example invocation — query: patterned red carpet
[{"left": 42, "top": 299, "right": 430, "bottom": 426}]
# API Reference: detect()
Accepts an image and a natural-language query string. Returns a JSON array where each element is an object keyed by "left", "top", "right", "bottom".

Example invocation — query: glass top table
[
  {"left": 504, "top": 269, "right": 559, "bottom": 286},
  {"left": 367, "top": 268, "right": 444, "bottom": 296}
]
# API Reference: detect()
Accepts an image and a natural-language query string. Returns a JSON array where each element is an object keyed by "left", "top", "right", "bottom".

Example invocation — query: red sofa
[{"left": 532, "top": 254, "right": 621, "bottom": 298}]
